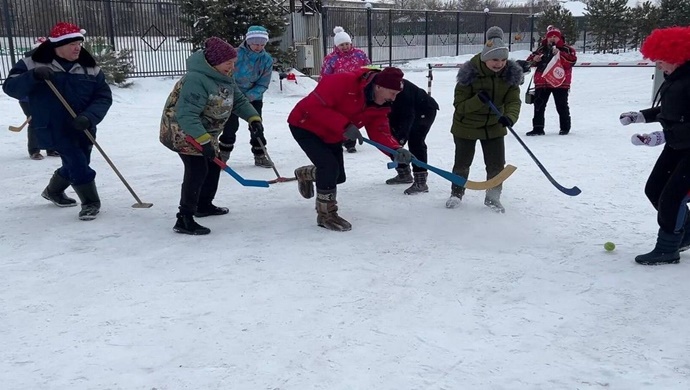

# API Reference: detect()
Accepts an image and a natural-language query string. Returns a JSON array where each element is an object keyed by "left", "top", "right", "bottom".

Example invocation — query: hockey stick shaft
[
  {"left": 45, "top": 80, "right": 153, "bottom": 208},
  {"left": 184, "top": 136, "right": 269, "bottom": 188},
  {"left": 483, "top": 100, "right": 582, "bottom": 196},
  {"left": 256, "top": 138, "right": 295, "bottom": 182},
  {"left": 9, "top": 116, "right": 31, "bottom": 132}
]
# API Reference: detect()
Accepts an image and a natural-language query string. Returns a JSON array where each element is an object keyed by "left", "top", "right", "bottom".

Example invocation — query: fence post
[
  {"left": 455, "top": 11, "right": 460, "bottom": 56},
  {"left": 366, "top": 7, "right": 372, "bottom": 61},
  {"left": 1, "top": 0, "right": 17, "bottom": 66},
  {"left": 388, "top": 9, "right": 392, "bottom": 67},
  {"left": 484, "top": 11, "right": 488, "bottom": 42},
  {"left": 529, "top": 14, "right": 535, "bottom": 52},
  {"left": 424, "top": 11, "right": 429, "bottom": 59},
  {"left": 508, "top": 14, "right": 513, "bottom": 51},
  {"left": 103, "top": 0, "right": 116, "bottom": 49},
  {"left": 321, "top": 7, "right": 329, "bottom": 61}
]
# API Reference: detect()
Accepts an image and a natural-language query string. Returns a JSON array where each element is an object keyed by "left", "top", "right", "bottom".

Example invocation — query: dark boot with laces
[
  {"left": 41, "top": 169, "right": 77, "bottom": 207},
  {"left": 173, "top": 213, "right": 211, "bottom": 235},
  {"left": 404, "top": 171, "right": 429, "bottom": 195},
  {"left": 219, "top": 142, "right": 234, "bottom": 163},
  {"left": 385, "top": 165, "right": 413, "bottom": 185},
  {"left": 252, "top": 147, "right": 273, "bottom": 168}
]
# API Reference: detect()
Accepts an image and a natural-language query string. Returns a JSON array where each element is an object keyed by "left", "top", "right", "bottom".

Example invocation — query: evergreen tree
[
  {"left": 83, "top": 37, "right": 135, "bottom": 88},
  {"left": 536, "top": 3, "right": 578, "bottom": 44},
  {"left": 627, "top": 1, "right": 660, "bottom": 49},
  {"left": 179, "top": 0, "right": 291, "bottom": 69},
  {"left": 585, "top": 0, "right": 629, "bottom": 53},
  {"left": 658, "top": 0, "right": 690, "bottom": 27}
]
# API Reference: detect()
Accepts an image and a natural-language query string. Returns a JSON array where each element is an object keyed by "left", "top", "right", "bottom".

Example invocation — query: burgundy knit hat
[
  {"left": 373, "top": 67, "right": 404, "bottom": 91},
  {"left": 204, "top": 36, "right": 237, "bottom": 66}
]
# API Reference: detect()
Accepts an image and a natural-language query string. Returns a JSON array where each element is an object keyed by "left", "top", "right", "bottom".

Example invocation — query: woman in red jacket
[
  {"left": 525, "top": 27, "right": 577, "bottom": 136},
  {"left": 288, "top": 67, "right": 413, "bottom": 231}
]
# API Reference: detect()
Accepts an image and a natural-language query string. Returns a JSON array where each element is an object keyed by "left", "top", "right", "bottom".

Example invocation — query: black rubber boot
[
  {"left": 41, "top": 169, "right": 77, "bottom": 207},
  {"left": 635, "top": 229, "right": 682, "bottom": 265},
  {"left": 73, "top": 181, "right": 101, "bottom": 221}
]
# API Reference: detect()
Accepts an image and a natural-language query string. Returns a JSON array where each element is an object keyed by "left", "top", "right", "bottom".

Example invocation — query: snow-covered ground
[{"left": 2, "top": 51, "right": 689, "bottom": 389}]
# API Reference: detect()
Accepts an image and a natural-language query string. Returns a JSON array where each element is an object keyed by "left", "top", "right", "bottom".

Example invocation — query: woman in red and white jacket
[{"left": 525, "top": 27, "right": 577, "bottom": 136}]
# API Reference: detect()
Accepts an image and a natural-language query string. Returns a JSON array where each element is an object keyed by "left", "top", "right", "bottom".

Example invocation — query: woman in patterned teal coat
[{"left": 160, "top": 37, "right": 263, "bottom": 235}]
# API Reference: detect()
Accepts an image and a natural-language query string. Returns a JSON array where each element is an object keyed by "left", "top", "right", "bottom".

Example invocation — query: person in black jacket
[
  {"left": 384, "top": 79, "right": 439, "bottom": 194},
  {"left": 619, "top": 26, "right": 690, "bottom": 265}
]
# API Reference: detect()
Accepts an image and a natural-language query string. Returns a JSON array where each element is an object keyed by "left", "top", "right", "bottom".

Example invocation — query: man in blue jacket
[{"left": 2, "top": 22, "right": 113, "bottom": 220}]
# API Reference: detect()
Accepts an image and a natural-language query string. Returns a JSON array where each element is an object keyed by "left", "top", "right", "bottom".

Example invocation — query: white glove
[
  {"left": 619, "top": 111, "right": 645, "bottom": 125},
  {"left": 631, "top": 131, "right": 665, "bottom": 147},
  {"left": 552, "top": 46, "right": 559, "bottom": 55}
]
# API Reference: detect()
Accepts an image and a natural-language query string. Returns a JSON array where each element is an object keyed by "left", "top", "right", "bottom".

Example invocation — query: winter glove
[
  {"left": 72, "top": 115, "right": 91, "bottom": 132},
  {"left": 477, "top": 90, "right": 491, "bottom": 104},
  {"left": 619, "top": 111, "right": 645, "bottom": 125},
  {"left": 552, "top": 45, "right": 559, "bottom": 55},
  {"left": 249, "top": 120, "right": 264, "bottom": 140},
  {"left": 498, "top": 116, "right": 513, "bottom": 127},
  {"left": 33, "top": 67, "right": 54, "bottom": 81},
  {"left": 631, "top": 131, "right": 665, "bottom": 147},
  {"left": 199, "top": 141, "right": 217, "bottom": 159},
  {"left": 394, "top": 148, "right": 413, "bottom": 164},
  {"left": 343, "top": 124, "right": 364, "bottom": 145}
]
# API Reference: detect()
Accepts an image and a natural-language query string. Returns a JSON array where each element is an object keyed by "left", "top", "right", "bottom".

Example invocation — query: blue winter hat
[{"left": 246, "top": 25, "right": 269, "bottom": 45}]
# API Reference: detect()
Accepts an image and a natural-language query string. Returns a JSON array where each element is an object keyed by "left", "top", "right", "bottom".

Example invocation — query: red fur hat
[{"left": 640, "top": 26, "right": 690, "bottom": 65}]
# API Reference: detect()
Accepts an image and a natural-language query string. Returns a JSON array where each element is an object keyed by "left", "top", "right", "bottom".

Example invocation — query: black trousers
[
  {"left": 19, "top": 101, "right": 40, "bottom": 154},
  {"left": 178, "top": 153, "right": 222, "bottom": 216},
  {"left": 290, "top": 125, "right": 346, "bottom": 191},
  {"left": 394, "top": 110, "right": 436, "bottom": 172},
  {"left": 532, "top": 88, "right": 571, "bottom": 132},
  {"left": 451, "top": 136, "right": 505, "bottom": 198},
  {"left": 644, "top": 146, "right": 690, "bottom": 234},
  {"left": 219, "top": 100, "right": 266, "bottom": 155}
]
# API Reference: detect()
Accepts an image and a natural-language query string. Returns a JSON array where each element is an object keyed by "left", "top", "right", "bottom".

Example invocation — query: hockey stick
[
  {"left": 256, "top": 138, "right": 296, "bottom": 183},
  {"left": 185, "top": 136, "right": 269, "bottom": 188},
  {"left": 362, "top": 138, "right": 516, "bottom": 191},
  {"left": 483, "top": 99, "right": 582, "bottom": 196},
  {"left": 45, "top": 80, "right": 154, "bottom": 208},
  {"left": 9, "top": 116, "right": 31, "bottom": 132}
]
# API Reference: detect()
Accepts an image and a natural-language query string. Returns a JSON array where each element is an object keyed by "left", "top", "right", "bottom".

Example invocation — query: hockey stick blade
[
  {"left": 363, "top": 138, "right": 516, "bottom": 190},
  {"left": 8, "top": 116, "right": 30, "bottom": 132},
  {"left": 484, "top": 100, "right": 581, "bottom": 196},
  {"left": 267, "top": 176, "right": 297, "bottom": 184}
]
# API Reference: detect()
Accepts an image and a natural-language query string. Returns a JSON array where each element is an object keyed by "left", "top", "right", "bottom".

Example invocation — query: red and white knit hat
[{"left": 48, "top": 22, "right": 86, "bottom": 46}]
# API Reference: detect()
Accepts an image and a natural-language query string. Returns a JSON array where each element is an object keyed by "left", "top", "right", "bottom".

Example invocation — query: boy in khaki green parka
[{"left": 446, "top": 26, "right": 523, "bottom": 213}]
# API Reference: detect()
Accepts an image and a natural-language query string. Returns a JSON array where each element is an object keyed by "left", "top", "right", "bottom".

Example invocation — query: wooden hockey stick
[
  {"left": 256, "top": 138, "right": 296, "bottom": 183},
  {"left": 362, "top": 138, "right": 516, "bottom": 190},
  {"left": 8, "top": 116, "right": 31, "bottom": 132}
]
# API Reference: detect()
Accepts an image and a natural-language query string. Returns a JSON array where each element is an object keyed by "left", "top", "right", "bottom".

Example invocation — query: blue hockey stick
[
  {"left": 362, "top": 137, "right": 517, "bottom": 190},
  {"left": 483, "top": 100, "right": 581, "bottom": 196},
  {"left": 185, "top": 136, "right": 269, "bottom": 188}
]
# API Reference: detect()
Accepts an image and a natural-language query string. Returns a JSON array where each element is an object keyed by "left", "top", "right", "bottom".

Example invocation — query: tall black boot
[
  {"left": 41, "top": 169, "right": 77, "bottom": 207},
  {"left": 73, "top": 181, "right": 101, "bottom": 221},
  {"left": 635, "top": 229, "right": 682, "bottom": 265},
  {"left": 316, "top": 190, "right": 352, "bottom": 231},
  {"left": 559, "top": 116, "right": 571, "bottom": 135}
]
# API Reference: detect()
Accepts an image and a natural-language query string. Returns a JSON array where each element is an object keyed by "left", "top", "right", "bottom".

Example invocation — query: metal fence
[
  {"left": 1, "top": 0, "right": 192, "bottom": 83},
  {"left": 1, "top": 1, "right": 604, "bottom": 85},
  {"left": 321, "top": 8, "right": 536, "bottom": 66}
]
